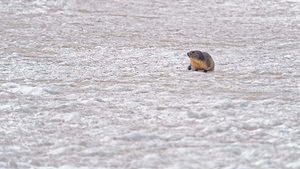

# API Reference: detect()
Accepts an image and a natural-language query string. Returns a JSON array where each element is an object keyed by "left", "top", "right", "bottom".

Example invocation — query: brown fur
[{"left": 187, "top": 50, "right": 215, "bottom": 71}]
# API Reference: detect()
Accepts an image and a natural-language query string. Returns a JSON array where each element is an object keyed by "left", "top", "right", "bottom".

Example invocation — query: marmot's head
[{"left": 187, "top": 50, "right": 204, "bottom": 60}]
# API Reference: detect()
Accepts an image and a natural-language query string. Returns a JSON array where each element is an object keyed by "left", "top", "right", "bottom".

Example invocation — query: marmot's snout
[{"left": 187, "top": 52, "right": 191, "bottom": 57}]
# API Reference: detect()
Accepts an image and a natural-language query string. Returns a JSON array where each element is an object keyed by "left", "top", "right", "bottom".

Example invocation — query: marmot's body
[{"left": 187, "top": 50, "right": 215, "bottom": 72}]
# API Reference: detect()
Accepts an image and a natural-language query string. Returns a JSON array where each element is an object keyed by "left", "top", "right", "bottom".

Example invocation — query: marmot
[{"left": 187, "top": 50, "right": 215, "bottom": 72}]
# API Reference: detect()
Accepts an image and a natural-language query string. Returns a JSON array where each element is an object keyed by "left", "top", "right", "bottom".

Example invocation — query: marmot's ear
[{"left": 198, "top": 51, "right": 204, "bottom": 60}]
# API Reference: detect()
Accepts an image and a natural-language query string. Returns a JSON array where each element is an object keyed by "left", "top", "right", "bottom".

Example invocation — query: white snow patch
[
  {"left": 187, "top": 111, "right": 212, "bottom": 119},
  {"left": 43, "top": 87, "right": 60, "bottom": 95},
  {"left": 20, "top": 86, "right": 44, "bottom": 96},
  {"left": 2, "top": 82, "right": 59, "bottom": 96},
  {"left": 48, "top": 147, "right": 67, "bottom": 155},
  {"left": 0, "top": 104, "right": 11, "bottom": 111},
  {"left": 80, "top": 147, "right": 105, "bottom": 156},
  {"left": 2, "top": 82, "right": 20, "bottom": 89},
  {"left": 286, "top": 161, "right": 300, "bottom": 169},
  {"left": 94, "top": 97, "right": 105, "bottom": 102},
  {"left": 50, "top": 112, "right": 80, "bottom": 123},
  {"left": 118, "top": 132, "right": 161, "bottom": 141}
]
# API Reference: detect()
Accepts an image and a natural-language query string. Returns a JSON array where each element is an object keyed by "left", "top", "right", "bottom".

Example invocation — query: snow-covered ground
[{"left": 1, "top": 0, "right": 299, "bottom": 168}]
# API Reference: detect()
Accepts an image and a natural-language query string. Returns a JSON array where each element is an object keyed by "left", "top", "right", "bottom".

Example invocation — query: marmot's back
[{"left": 187, "top": 50, "right": 215, "bottom": 71}]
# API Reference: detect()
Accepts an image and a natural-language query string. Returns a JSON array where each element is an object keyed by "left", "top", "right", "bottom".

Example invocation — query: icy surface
[{"left": 0, "top": 0, "right": 300, "bottom": 168}]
